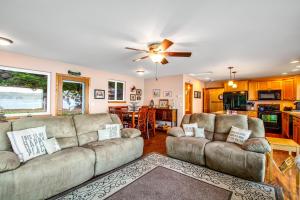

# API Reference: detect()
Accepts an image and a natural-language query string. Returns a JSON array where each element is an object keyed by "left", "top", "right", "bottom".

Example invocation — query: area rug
[{"left": 55, "top": 153, "right": 283, "bottom": 200}]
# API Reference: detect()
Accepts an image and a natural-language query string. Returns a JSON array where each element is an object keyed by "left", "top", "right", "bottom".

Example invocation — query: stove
[{"left": 257, "top": 104, "right": 281, "bottom": 133}]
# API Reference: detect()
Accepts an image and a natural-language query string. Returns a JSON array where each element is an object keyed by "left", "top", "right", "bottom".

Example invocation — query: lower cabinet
[
  {"left": 282, "top": 112, "right": 289, "bottom": 138},
  {"left": 293, "top": 116, "right": 300, "bottom": 144}
]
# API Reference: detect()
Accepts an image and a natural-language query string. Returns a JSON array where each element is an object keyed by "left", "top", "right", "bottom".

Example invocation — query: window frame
[
  {"left": 0, "top": 65, "right": 51, "bottom": 117},
  {"left": 108, "top": 80, "right": 126, "bottom": 102}
]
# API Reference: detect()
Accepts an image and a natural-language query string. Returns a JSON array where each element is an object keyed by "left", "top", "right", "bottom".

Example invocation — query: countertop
[{"left": 213, "top": 110, "right": 257, "bottom": 116}]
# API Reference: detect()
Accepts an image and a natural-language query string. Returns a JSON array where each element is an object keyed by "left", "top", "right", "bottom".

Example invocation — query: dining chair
[
  {"left": 147, "top": 108, "right": 156, "bottom": 137},
  {"left": 137, "top": 107, "right": 149, "bottom": 139}
]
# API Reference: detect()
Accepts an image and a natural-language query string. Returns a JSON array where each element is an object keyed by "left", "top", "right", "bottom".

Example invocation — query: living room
[{"left": 0, "top": 1, "right": 299, "bottom": 200}]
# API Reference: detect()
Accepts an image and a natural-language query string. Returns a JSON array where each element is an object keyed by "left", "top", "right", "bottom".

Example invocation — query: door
[
  {"left": 204, "top": 88, "right": 224, "bottom": 113},
  {"left": 185, "top": 82, "right": 193, "bottom": 114},
  {"left": 56, "top": 74, "right": 90, "bottom": 115}
]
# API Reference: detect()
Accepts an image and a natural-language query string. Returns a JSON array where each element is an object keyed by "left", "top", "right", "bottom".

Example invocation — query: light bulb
[
  {"left": 150, "top": 53, "right": 164, "bottom": 63},
  {"left": 228, "top": 80, "right": 234, "bottom": 86},
  {"left": 232, "top": 83, "right": 237, "bottom": 88}
]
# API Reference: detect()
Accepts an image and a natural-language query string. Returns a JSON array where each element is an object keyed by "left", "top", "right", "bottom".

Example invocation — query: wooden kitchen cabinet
[
  {"left": 224, "top": 81, "right": 248, "bottom": 92},
  {"left": 248, "top": 81, "right": 258, "bottom": 100},
  {"left": 257, "top": 80, "right": 282, "bottom": 91},
  {"left": 283, "top": 79, "right": 296, "bottom": 100},
  {"left": 257, "top": 81, "right": 268, "bottom": 90},
  {"left": 293, "top": 116, "right": 300, "bottom": 144},
  {"left": 282, "top": 112, "right": 289, "bottom": 138}
]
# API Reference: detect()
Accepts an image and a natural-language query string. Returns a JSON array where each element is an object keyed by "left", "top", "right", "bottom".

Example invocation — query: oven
[{"left": 257, "top": 104, "right": 281, "bottom": 133}]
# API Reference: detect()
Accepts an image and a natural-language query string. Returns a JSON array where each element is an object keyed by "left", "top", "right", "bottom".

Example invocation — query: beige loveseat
[
  {"left": 166, "top": 113, "right": 269, "bottom": 182},
  {"left": 0, "top": 113, "right": 143, "bottom": 200}
]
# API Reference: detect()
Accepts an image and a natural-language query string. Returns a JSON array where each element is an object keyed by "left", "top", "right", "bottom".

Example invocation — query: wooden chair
[
  {"left": 147, "top": 108, "right": 156, "bottom": 137},
  {"left": 137, "top": 107, "right": 149, "bottom": 139}
]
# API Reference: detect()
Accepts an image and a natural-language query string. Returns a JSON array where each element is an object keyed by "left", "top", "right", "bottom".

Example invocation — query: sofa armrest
[
  {"left": 121, "top": 128, "right": 141, "bottom": 138},
  {"left": 242, "top": 138, "right": 271, "bottom": 154},
  {"left": 0, "top": 151, "right": 20, "bottom": 173},
  {"left": 167, "top": 127, "right": 185, "bottom": 137}
]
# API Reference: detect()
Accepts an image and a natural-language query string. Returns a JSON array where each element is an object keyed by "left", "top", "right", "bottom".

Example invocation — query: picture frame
[
  {"left": 163, "top": 91, "right": 172, "bottom": 98},
  {"left": 194, "top": 91, "right": 202, "bottom": 99},
  {"left": 153, "top": 89, "right": 160, "bottom": 98},
  {"left": 94, "top": 89, "right": 105, "bottom": 99},
  {"left": 130, "top": 94, "right": 136, "bottom": 101},
  {"left": 159, "top": 99, "right": 169, "bottom": 108},
  {"left": 136, "top": 89, "right": 142, "bottom": 95},
  {"left": 136, "top": 95, "right": 142, "bottom": 101}
]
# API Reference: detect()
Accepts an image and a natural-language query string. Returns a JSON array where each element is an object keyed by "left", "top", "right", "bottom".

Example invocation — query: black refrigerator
[{"left": 223, "top": 91, "right": 248, "bottom": 111}]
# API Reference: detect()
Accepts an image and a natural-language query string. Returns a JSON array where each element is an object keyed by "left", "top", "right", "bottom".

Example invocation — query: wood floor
[{"left": 143, "top": 132, "right": 300, "bottom": 200}]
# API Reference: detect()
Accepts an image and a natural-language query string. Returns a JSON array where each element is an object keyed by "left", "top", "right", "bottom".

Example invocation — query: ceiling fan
[{"left": 125, "top": 39, "right": 192, "bottom": 64}]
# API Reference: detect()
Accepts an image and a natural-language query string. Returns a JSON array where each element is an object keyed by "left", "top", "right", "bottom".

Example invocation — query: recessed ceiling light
[
  {"left": 296, "top": 65, "right": 300, "bottom": 68},
  {"left": 290, "top": 60, "right": 299, "bottom": 64},
  {"left": 190, "top": 72, "right": 213, "bottom": 76},
  {"left": 292, "top": 68, "right": 300, "bottom": 72},
  {"left": 282, "top": 72, "right": 288, "bottom": 75},
  {"left": 136, "top": 69, "right": 145, "bottom": 75},
  {"left": 0, "top": 37, "right": 13, "bottom": 46},
  {"left": 204, "top": 77, "right": 211, "bottom": 80}
]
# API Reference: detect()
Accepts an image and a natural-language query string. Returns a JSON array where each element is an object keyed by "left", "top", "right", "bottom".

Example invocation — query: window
[
  {"left": 108, "top": 80, "right": 125, "bottom": 102},
  {"left": 0, "top": 66, "right": 50, "bottom": 116}
]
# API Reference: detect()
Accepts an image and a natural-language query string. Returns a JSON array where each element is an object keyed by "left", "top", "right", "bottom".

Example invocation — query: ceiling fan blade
[
  {"left": 161, "top": 58, "right": 169, "bottom": 65},
  {"left": 133, "top": 55, "right": 149, "bottom": 62},
  {"left": 125, "top": 47, "right": 148, "bottom": 53},
  {"left": 159, "top": 39, "right": 174, "bottom": 50},
  {"left": 164, "top": 52, "right": 192, "bottom": 57}
]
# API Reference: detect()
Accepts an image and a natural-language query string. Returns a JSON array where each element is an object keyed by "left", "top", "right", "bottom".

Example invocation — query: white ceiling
[{"left": 0, "top": 0, "right": 300, "bottom": 80}]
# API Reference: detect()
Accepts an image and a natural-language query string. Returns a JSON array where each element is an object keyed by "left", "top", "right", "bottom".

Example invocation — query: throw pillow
[
  {"left": 43, "top": 138, "right": 61, "bottom": 154},
  {"left": 226, "top": 126, "right": 251, "bottom": 145},
  {"left": 98, "top": 129, "right": 111, "bottom": 141},
  {"left": 242, "top": 138, "right": 271, "bottom": 153},
  {"left": 194, "top": 127, "right": 205, "bottom": 138},
  {"left": 7, "top": 126, "right": 47, "bottom": 162},
  {"left": 106, "top": 124, "right": 121, "bottom": 139},
  {"left": 182, "top": 123, "right": 198, "bottom": 136}
]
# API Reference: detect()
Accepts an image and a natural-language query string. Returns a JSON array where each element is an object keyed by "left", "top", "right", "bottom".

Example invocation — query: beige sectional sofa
[
  {"left": 0, "top": 113, "right": 143, "bottom": 200},
  {"left": 166, "top": 113, "right": 269, "bottom": 182}
]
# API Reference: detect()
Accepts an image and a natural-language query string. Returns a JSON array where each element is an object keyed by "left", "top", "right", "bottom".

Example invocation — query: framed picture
[
  {"left": 136, "top": 89, "right": 142, "bottom": 95},
  {"left": 136, "top": 95, "right": 142, "bottom": 101},
  {"left": 94, "top": 89, "right": 105, "bottom": 99},
  {"left": 194, "top": 91, "right": 198, "bottom": 98},
  {"left": 153, "top": 89, "right": 160, "bottom": 98},
  {"left": 159, "top": 99, "right": 169, "bottom": 108},
  {"left": 130, "top": 94, "right": 136, "bottom": 101},
  {"left": 163, "top": 91, "right": 172, "bottom": 98}
]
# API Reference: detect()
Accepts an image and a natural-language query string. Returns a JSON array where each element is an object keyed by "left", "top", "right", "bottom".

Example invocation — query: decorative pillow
[
  {"left": 226, "top": 126, "right": 251, "bottom": 145},
  {"left": 98, "top": 129, "right": 111, "bottom": 141},
  {"left": 194, "top": 127, "right": 205, "bottom": 138},
  {"left": 43, "top": 138, "right": 61, "bottom": 154},
  {"left": 7, "top": 126, "right": 47, "bottom": 162},
  {"left": 106, "top": 124, "right": 121, "bottom": 139},
  {"left": 242, "top": 138, "right": 271, "bottom": 153},
  {"left": 182, "top": 123, "right": 198, "bottom": 136}
]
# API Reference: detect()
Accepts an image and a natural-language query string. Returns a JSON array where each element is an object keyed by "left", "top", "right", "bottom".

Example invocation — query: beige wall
[
  {"left": 0, "top": 50, "right": 144, "bottom": 115},
  {"left": 144, "top": 74, "right": 204, "bottom": 124}
]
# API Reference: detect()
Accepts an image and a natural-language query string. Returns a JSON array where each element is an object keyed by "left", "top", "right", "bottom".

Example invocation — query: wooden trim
[
  {"left": 185, "top": 82, "right": 193, "bottom": 114},
  {"left": 56, "top": 74, "right": 90, "bottom": 115},
  {"left": 108, "top": 101, "right": 127, "bottom": 104}
]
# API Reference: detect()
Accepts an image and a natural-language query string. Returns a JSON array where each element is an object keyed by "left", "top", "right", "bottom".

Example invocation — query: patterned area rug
[{"left": 55, "top": 153, "right": 283, "bottom": 200}]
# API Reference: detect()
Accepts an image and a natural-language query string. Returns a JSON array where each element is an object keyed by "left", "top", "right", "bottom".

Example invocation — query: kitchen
[{"left": 203, "top": 75, "right": 300, "bottom": 143}]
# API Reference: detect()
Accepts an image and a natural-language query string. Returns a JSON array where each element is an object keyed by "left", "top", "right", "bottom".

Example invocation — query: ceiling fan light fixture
[
  {"left": 0, "top": 37, "right": 13, "bottom": 46},
  {"left": 150, "top": 53, "right": 164, "bottom": 63}
]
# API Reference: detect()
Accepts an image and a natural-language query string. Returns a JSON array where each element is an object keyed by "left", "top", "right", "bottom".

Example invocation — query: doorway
[
  {"left": 56, "top": 74, "right": 90, "bottom": 115},
  {"left": 185, "top": 82, "right": 193, "bottom": 114},
  {"left": 203, "top": 88, "right": 224, "bottom": 113}
]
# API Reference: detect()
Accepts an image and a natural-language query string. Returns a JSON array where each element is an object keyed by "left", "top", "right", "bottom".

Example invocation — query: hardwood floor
[{"left": 143, "top": 132, "right": 300, "bottom": 200}]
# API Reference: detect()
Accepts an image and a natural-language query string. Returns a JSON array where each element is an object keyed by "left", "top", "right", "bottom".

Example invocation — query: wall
[
  {"left": 0, "top": 50, "right": 144, "bottom": 115},
  {"left": 144, "top": 74, "right": 204, "bottom": 124}
]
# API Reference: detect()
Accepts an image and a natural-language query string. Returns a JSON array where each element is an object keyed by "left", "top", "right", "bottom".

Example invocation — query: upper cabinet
[
  {"left": 257, "top": 80, "right": 282, "bottom": 91},
  {"left": 282, "top": 78, "right": 296, "bottom": 101},
  {"left": 248, "top": 81, "right": 258, "bottom": 100},
  {"left": 224, "top": 80, "right": 248, "bottom": 92}
]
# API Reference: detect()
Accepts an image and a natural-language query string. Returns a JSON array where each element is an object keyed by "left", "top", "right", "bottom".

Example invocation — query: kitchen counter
[
  {"left": 213, "top": 110, "right": 258, "bottom": 117},
  {"left": 282, "top": 111, "right": 300, "bottom": 118}
]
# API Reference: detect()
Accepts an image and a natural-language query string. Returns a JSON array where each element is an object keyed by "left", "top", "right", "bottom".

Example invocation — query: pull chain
[{"left": 155, "top": 63, "right": 158, "bottom": 81}]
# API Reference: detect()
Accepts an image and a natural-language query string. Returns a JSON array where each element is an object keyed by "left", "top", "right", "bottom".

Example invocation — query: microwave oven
[{"left": 258, "top": 90, "right": 281, "bottom": 100}]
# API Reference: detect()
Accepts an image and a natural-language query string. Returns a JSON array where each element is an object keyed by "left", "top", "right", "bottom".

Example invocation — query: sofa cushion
[
  {"left": 166, "top": 136, "right": 210, "bottom": 166},
  {"left": 0, "top": 122, "right": 12, "bottom": 151},
  {"left": 0, "top": 151, "right": 20, "bottom": 173},
  {"left": 83, "top": 137, "right": 143, "bottom": 175},
  {"left": 12, "top": 116, "right": 78, "bottom": 149},
  {"left": 205, "top": 141, "right": 265, "bottom": 182},
  {"left": 248, "top": 117, "right": 265, "bottom": 138},
  {"left": 180, "top": 114, "right": 191, "bottom": 127},
  {"left": 242, "top": 138, "right": 271, "bottom": 154},
  {"left": 167, "top": 127, "right": 185, "bottom": 137},
  {"left": 73, "top": 113, "right": 114, "bottom": 146},
  {"left": 189, "top": 113, "right": 215, "bottom": 136},
  {"left": 121, "top": 128, "right": 141, "bottom": 138},
  {"left": 214, "top": 115, "right": 248, "bottom": 141},
  {"left": 0, "top": 147, "right": 95, "bottom": 200}
]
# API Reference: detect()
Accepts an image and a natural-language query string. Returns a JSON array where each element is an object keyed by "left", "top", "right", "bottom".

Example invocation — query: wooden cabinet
[
  {"left": 283, "top": 79, "right": 296, "bottom": 100},
  {"left": 224, "top": 81, "right": 248, "bottom": 92},
  {"left": 293, "top": 116, "right": 300, "bottom": 144},
  {"left": 156, "top": 108, "right": 177, "bottom": 127},
  {"left": 248, "top": 81, "right": 258, "bottom": 100},
  {"left": 257, "top": 80, "right": 282, "bottom": 91},
  {"left": 282, "top": 112, "right": 289, "bottom": 138},
  {"left": 257, "top": 81, "right": 268, "bottom": 90}
]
